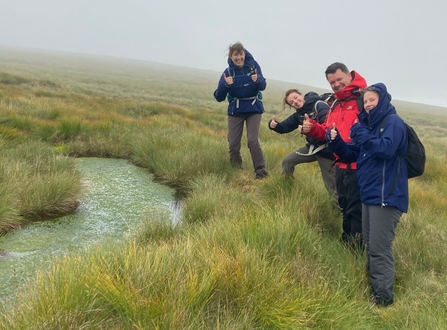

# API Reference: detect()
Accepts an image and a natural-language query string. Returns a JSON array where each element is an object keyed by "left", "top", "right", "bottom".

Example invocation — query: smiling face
[
  {"left": 326, "top": 69, "right": 352, "bottom": 93},
  {"left": 363, "top": 90, "right": 379, "bottom": 113},
  {"left": 286, "top": 92, "right": 305, "bottom": 109},
  {"left": 230, "top": 50, "right": 245, "bottom": 68}
]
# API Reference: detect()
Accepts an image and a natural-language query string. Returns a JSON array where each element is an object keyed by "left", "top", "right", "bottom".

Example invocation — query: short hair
[
  {"left": 325, "top": 62, "right": 349, "bottom": 77},
  {"left": 228, "top": 42, "right": 244, "bottom": 57}
]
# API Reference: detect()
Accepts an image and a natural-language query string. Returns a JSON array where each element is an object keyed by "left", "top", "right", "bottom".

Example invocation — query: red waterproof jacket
[{"left": 306, "top": 71, "right": 367, "bottom": 169}]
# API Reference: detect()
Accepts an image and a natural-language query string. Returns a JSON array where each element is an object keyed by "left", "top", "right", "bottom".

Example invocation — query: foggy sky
[{"left": 1, "top": 0, "right": 446, "bottom": 107}]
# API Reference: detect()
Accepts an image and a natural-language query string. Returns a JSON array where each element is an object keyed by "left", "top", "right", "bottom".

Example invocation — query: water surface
[{"left": 0, "top": 157, "right": 176, "bottom": 301}]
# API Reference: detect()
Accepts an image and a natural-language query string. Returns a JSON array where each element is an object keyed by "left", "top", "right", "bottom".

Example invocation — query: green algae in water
[{"left": 0, "top": 157, "right": 176, "bottom": 300}]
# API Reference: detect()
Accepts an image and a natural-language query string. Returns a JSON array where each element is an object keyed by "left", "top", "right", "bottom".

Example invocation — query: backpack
[
  {"left": 322, "top": 89, "right": 362, "bottom": 110},
  {"left": 226, "top": 66, "right": 262, "bottom": 103},
  {"left": 380, "top": 116, "right": 425, "bottom": 178},
  {"left": 402, "top": 123, "right": 425, "bottom": 178},
  {"left": 301, "top": 94, "right": 331, "bottom": 122},
  {"left": 295, "top": 98, "right": 331, "bottom": 156},
  {"left": 320, "top": 92, "right": 335, "bottom": 107},
  {"left": 227, "top": 65, "right": 255, "bottom": 78}
]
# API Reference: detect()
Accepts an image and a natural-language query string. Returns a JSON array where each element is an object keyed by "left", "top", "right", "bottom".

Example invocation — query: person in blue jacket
[
  {"left": 214, "top": 42, "right": 268, "bottom": 179},
  {"left": 268, "top": 89, "right": 336, "bottom": 199},
  {"left": 326, "top": 82, "right": 408, "bottom": 306}
]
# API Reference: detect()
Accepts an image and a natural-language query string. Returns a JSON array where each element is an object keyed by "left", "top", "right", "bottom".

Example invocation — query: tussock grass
[
  {"left": 1, "top": 209, "right": 372, "bottom": 329},
  {"left": 131, "top": 122, "right": 232, "bottom": 194},
  {"left": 0, "top": 47, "right": 446, "bottom": 329},
  {"left": 0, "top": 140, "right": 83, "bottom": 231}
]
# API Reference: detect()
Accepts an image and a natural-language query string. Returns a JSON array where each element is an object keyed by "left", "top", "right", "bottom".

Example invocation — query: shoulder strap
[
  {"left": 331, "top": 99, "right": 339, "bottom": 109},
  {"left": 313, "top": 100, "right": 325, "bottom": 119},
  {"left": 295, "top": 143, "right": 327, "bottom": 156},
  {"left": 322, "top": 98, "right": 339, "bottom": 130},
  {"left": 356, "top": 96, "right": 363, "bottom": 112},
  {"left": 227, "top": 66, "right": 254, "bottom": 78}
]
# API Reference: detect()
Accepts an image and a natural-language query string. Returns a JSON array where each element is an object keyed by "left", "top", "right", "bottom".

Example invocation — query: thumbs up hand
[
  {"left": 302, "top": 113, "right": 313, "bottom": 134},
  {"left": 330, "top": 123, "right": 338, "bottom": 141},
  {"left": 251, "top": 69, "right": 258, "bottom": 82},
  {"left": 270, "top": 115, "right": 278, "bottom": 128},
  {"left": 223, "top": 72, "right": 233, "bottom": 86}
]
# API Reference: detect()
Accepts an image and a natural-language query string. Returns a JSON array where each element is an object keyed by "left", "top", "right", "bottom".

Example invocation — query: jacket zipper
[{"left": 381, "top": 159, "right": 386, "bottom": 207}]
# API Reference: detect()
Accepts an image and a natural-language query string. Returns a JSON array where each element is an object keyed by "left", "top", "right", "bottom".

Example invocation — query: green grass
[
  {"left": 0, "top": 139, "right": 83, "bottom": 230},
  {"left": 0, "top": 46, "right": 446, "bottom": 329}
]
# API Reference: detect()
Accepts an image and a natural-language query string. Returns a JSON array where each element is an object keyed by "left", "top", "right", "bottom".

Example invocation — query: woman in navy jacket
[
  {"left": 326, "top": 83, "right": 408, "bottom": 306},
  {"left": 268, "top": 90, "right": 336, "bottom": 198},
  {"left": 214, "top": 42, "right": 268, "bottom": 179}
]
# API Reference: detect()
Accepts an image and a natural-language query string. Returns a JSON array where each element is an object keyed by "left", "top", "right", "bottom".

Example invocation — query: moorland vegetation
[{"left": 0, "top": 47, "right": 446, "bottom": 329}]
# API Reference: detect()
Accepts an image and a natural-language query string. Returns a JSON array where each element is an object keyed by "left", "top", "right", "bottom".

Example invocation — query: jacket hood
[
  {"left": 334, "top": 70, "right": 367, "bottom": 101},
  {"left": 298, "top": 92, "right": 322, "bottom": 113},
  {"left": 227, "top": 49, "right": 255, "bottom": 68},
  {"left": 304, "top": 91, "right": 322, "bottom": 105},
  {"left": 358, "top": 82, "right": 396, "bottom": 129}
]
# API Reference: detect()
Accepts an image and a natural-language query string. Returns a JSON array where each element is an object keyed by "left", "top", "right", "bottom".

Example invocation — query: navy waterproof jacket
[
  {"left": 214, "top": 49, "right": 266, "bottom": 116},
  {"left": 268, "top": 92, "right": 334, "bottom": 159},
  {"left": 326, "top": 83, "right": 409, "bottom": 212}
]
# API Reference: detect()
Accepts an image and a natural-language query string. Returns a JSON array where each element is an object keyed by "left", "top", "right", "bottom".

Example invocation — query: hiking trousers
[
  {"left": 335, "top": 166, "right": 362, "bottom": 246},
  {"left": 282, "top": 145, "right": 336, "bottom": 198},
  {"left": 362, "top": 204, "right": 401, "bottom": 305},
  {"left": 227, "top": 114, "right": 267, "bottom": 176}
]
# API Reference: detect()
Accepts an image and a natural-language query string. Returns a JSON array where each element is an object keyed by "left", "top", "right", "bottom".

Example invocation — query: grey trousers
[
  {"left": 282, "top": 145, "right": 336, "bottom": 198},
  {"left": 362, "top": 204, "right": 401, "bottom": 304},
  {"left": 227, "top": 114, "right": 267, "bottom": 176}
]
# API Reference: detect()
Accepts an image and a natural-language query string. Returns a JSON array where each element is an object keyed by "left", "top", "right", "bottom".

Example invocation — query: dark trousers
[
  {"left": 335, "top": 166, "right": 362, "bottom": 246},
  {"left": 363, "top": 204, "right": 401, "bottom": 304},
  {"left": 227, "top": 114, "right": 267, "bottom": 176},
  {"left": 282, "top": 145, "right": 336, "bottom": 199}
]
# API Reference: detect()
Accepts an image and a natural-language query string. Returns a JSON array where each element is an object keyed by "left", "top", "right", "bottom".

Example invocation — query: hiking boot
[
  {"left": 255, "top": 170, "right": 268, "bottom": 180},
  {"left": 371, "top": 295, "right": 394, "bottom": 307}
]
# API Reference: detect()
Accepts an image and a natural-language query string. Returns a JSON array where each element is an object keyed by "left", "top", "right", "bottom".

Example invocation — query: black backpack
[
  {"left": 380, "top": 115, "right": 425, "bottom": 178},
  {"left": 403, "top": 123, "right": 425, "bottom": 178},
  {"left": 320, "top": 92, "right": 335, "bottom": 107},
  {"left": 322, "top": 90, "right": 363, "bottom": 110}
]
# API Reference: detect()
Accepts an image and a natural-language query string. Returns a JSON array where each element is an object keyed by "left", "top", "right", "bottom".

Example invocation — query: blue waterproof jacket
[
  {"left": 213, "top": 49, "right": 266, "bottom": 116},
  {"left": 269, "top": 92, "right": 334, "bottom": 159},
  {"left": 326, "top": 83, "right": 409, "bottom": 212}
]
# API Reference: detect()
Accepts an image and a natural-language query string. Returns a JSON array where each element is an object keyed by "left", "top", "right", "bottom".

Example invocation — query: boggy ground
[{"left": 0, "top": 47, "right": 446, "bottom": 329}]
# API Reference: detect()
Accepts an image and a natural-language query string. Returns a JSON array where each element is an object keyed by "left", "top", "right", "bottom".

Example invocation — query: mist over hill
[{"left": 1, "top": 46, "right": 445, "bottom": 116}]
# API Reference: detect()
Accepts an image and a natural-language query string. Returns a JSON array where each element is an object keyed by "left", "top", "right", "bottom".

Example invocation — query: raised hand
[
  {"left": 302, "top": 113, "right": 313, "bottom": 133},
  {"left": 223, "top": 72, "right": 233, "bottom": 86},
  {"left": 330, "top": 122, "right": 338, "bottom": 140},
  {"left": 251, "top": 69, "right": 258, "bottom": 82},
  {"left": 270, "top": 115, "right": 278, "bottom": 128}
]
